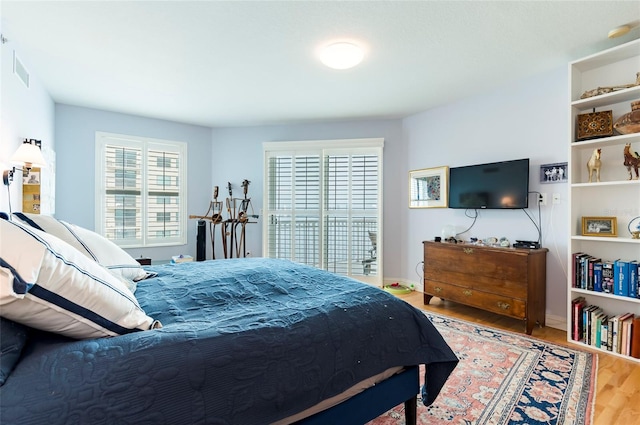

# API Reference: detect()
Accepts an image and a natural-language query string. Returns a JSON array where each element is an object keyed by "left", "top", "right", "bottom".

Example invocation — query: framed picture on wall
[
  {"left": 540, "top": 162, "right": 568, "bottom": 183},
  {"left": 23, "top": 170, "right": 40, "bottom": 185},
  {"left": 409, "top": 166, "right": 449, "bottom": 208}
]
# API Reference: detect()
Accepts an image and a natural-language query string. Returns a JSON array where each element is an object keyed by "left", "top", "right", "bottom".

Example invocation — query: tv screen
[{"left": 448, "top": 158, "right": 530, "bottom": 209}]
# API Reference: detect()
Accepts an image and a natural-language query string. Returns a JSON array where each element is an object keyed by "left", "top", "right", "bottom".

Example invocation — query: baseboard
[{"left": 545, "top": 314, "right": 567, "bottom": 331}]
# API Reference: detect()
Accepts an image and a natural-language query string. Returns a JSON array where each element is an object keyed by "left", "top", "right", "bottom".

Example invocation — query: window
[
  {"left": 263, "top": 138, "right": 383, "bottom": 285},
  {"left": 95, "top": 132, "right": 187, "bottom": 247}
]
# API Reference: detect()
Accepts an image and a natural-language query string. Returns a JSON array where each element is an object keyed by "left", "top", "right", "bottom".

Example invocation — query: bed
[{"left": 0, "top": 215, "right": 458, "bottom": 424}]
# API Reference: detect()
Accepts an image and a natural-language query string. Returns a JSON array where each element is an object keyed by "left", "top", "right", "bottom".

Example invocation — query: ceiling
[{"left": 1, "top": 1, "right": 639, "bottom": 128}]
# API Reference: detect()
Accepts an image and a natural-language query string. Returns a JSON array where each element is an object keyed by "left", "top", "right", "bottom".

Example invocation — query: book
[
  {"left": 171, "top": 254, "right": 194, "bottom": 263},
  {"left": 572, "top": 252, "right": 586, "bottom": 288},
  {"left": 631, "top": 317, "right": 640, "bottom": 359},
  {"left": 593, "top": 311, "right": 605, "bottom": 348},
  {"left": 571, "top": 297, "right": 586, "bottom": 341},
  {"left": 607, "top": 316, "right": 615, "bottom": 351},
  {"left": 602, "top": 261, "right": 614, "bottom": 293},
  {"left": 600, "top": 316, "right": 609, "bottom": 351},
  {"left": 593, "top": 261, "right": 603, "bottom": 292},
  {"left": 587, "top": 257, "right": 600, "bottom": 291},
  {"left": 629, "top": 260, "right": 638, "bottom": 299},
  {"left": 614, "top": 260, "right": 629, "bottom": 297},
  {"left": 581, "top": 256, "right": 594, "bottom": 290},
  {"left": 618, "top": 313, "right": 634, "bottom": 356},
  {"left": 589, "top": 307, "right": 602, "bottom": 346},
  {"left": 583, "top": 305, "right": 598, "bottom": 344}
]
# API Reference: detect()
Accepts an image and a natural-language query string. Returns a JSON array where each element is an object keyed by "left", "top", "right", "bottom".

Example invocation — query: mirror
[{"left": 409, "top": 166, "right": 448, "bottom": 208}]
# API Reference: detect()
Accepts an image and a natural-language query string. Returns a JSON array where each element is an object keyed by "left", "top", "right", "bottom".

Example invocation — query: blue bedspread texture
[{"left": 0, "top": 258, "right": 458, "bottom": 424}]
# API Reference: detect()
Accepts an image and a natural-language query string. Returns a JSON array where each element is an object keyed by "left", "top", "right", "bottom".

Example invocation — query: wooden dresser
[{"left": 423, "top": 241, "right": 547, "bottom": 335}]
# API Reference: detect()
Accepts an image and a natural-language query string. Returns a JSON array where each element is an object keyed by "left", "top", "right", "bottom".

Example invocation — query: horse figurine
[
  {"left": 623, "top": 143, "right": 640, "bottom": 180},
  {"left": 587, "top": 148, "right": 601, "bottom": 183}
]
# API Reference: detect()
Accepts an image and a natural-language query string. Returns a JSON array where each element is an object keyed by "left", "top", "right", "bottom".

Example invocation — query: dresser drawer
[
  {"left": 424, "top": 280, "right": 526, "bottom": 319},
  {"left": 424, "top": 244, "right": 529, "bottom": 298}
]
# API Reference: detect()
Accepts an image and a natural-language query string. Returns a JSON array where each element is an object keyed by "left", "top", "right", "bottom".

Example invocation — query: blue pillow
[{"left": 0, "top": 316, "right": 29, "bottom": 386}]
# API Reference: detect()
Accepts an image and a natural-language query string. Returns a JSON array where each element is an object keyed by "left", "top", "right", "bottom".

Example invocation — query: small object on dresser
[
  {"left": 171, "top": 254, "right": 193, "bottom": 263},
  {"left": 136, "top": 257, "right": 152, "bottom": 266},
  {"left": 614, "top": 100, "right": 640, "bottom": 135},
  {"left": 576, "top": 110, "right": 613, "bottom": 141}
]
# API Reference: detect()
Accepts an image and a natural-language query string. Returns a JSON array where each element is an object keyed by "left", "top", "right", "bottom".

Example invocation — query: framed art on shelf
[
  {"left": 409, "top": 166, "right": 448, "bottom": 208},
  {"left": 581, "top": 216, "right": 617, "bottom": 237}
]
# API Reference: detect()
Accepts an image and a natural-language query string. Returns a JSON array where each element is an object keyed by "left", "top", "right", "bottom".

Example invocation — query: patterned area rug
[{"left": 370, "top": 311, "right": 597, "bottom": 425}]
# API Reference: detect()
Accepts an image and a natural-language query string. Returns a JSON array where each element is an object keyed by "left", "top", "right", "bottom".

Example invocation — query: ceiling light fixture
[
  {"left": 320, "top": 42, "right": 364, "bottom": 70},
  {"left": 608, "top": 25, "right": 631, "bottom": 38},
  {"left": 608, "top": 21, "right": 639, "bottom": 39}
]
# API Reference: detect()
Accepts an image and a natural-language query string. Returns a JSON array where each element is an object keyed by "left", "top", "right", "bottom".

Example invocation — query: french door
[{"left": 263, "top": 138, "right": 383, "bottom": 286}]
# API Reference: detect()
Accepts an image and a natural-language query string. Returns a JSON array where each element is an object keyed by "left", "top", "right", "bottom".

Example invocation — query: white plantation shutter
[
  {"left": 263, "top": 139, "right": 383, "bottom": 285},
  {"left": 324, "top": 153, "right": 379, "bottom": 276},
  {"left": 96, "top": 132, "right": 187, "bottom": 248}
]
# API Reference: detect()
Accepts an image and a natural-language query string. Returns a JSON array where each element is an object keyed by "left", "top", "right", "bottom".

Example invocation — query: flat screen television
[{"left": 448, "top": 158, "right": 530, "bottom": 209}]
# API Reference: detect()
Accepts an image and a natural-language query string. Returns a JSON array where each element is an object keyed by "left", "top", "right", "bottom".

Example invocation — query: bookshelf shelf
[
  {"left": 570, "top": 288, "right": 640, "bottom": 304},
  {"left": 570, "top": 236, "right": 640, "bottom": 244},
  {"left": 572, "top": 340, "right": 640, "bottom": 363},
  {"left": 567, "top": 38, "right": 640, "bottom": 362}
]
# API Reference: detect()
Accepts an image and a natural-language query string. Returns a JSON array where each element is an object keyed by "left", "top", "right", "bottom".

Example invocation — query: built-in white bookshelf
[{"left": 567, "top": 38, "right": 640, "bottom": 362}]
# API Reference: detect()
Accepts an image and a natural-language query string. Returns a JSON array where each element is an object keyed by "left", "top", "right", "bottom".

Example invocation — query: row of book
[
  {"left": 572, "top": 252, "right": 640, "bottom": 299},
  {"left": 571, "top": 297, "right": 640, "bottom": 358}
]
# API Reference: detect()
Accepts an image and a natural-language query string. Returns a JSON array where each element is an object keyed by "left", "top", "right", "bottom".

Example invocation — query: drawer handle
[
  {"left": 463, "top": 248, "right": 474, "bottom": 254},
  {"left": 497, "top": 302, "right": 510, "bottom": 310},
  {"left": 434, "top": 287, "right": 442, "bottom": 293},
  {"left": 463, "top": 290, "right": 472, "bottom": 296}
]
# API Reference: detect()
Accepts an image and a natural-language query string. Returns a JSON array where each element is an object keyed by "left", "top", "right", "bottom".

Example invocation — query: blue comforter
[{"left": 0, "top": 258, "right": 457, "bottom": 424}]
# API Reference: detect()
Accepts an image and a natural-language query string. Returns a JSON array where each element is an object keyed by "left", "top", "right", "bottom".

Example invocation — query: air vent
[{"left": 13, "top": 51, "right": 30, "bottom": 88}]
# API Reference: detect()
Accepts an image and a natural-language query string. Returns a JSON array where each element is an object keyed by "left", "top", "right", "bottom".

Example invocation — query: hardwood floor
[{"left": 395, "top": 291, "right": 640, "bottom": 425}]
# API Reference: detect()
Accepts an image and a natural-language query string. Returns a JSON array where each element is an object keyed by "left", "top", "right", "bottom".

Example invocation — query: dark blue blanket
[{"left": 0, "top": 258, "right": 457, "bottom": 424}]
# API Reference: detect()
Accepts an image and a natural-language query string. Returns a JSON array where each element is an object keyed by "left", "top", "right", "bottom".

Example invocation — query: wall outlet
[
  {"left": 552, "top": 193, "right": 561, "bottom": 204},
  {"left": 539, "top": 193, "right": 547, "bottom": 206}
]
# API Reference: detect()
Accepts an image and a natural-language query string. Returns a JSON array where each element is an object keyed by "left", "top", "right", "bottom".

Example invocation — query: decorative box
[{"left": 576, "top": 110, "right": 613, "bottom": 141}]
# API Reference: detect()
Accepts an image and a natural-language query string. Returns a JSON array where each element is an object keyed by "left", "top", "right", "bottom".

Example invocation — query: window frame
[
  {"left": 262, "top": 138, "right": 384, "bottom": 286},
  {"left": 95, "top": 131, "right": 187, "bottom": 248}
]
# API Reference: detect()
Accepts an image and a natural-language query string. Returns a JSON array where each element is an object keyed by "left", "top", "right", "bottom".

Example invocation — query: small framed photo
[
  {"left": 23, "top": 170, "right": 40, "bottom": 185},
  {"left": 540, "top": 162, "right": 567, "bottom": 184},
  {"left": 409, "top": 166, "right": 449, "bottom": 208},
  {"left": 581, "top": 216, "right": 617, "bottom": 237}
]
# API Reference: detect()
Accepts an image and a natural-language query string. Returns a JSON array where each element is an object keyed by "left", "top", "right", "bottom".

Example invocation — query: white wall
[
  {"left": 54, "top": 104, "right": 213, "bottom": 262},
  {"left": 401, "top": 66, "right": 569, "bottom": 324},
  {"left": 0, "top": 36, "right": 55, "bottom": 214}
]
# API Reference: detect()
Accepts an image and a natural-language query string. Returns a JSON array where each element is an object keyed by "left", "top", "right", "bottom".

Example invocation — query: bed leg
[{"left": 404, "top": 395, "right": 417, "bottom": 425}]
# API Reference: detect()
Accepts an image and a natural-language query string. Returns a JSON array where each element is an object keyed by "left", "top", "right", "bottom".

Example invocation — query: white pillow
[
  {"left": 12, "top": 213, "right": 148, "bottom": 282},
  {"left": 0, "top": 219, "right": 160, "bottom": 339}
]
